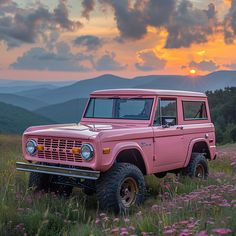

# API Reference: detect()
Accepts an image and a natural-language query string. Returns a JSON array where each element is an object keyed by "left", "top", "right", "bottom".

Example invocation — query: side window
[
  {"left": 154, "top": 99, "right": 177, "bottom": 126},
  {"left": 183, "top": 101, "right": 208, "bottom": 120}
]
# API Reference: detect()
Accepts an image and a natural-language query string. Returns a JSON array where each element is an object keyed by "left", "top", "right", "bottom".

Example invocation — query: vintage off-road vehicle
[{"left": 16, "top": 89, "right": 216, "bottom": 213}]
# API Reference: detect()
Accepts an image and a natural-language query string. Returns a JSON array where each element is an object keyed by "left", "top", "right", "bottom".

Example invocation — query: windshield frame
[{"left": 81, "top": 95, "right": 156, "bottom": 124}]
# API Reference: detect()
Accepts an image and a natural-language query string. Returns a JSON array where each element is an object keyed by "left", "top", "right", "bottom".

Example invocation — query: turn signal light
[
  {"left": 72, "top": 147, "right": 81, "bottom": 154},
  {"left": 103, "top": 148, "right": 110, "bottom": 154},
  {"left": 36, "top": 145, "right": 44, "bottom": 151}
]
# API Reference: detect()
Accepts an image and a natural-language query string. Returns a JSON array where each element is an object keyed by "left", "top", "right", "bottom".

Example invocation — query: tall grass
[{"left": 0, "top": 135, "right": 235, "bottom": 235}]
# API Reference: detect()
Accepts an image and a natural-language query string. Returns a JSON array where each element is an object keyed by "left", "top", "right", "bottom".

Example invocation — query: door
[{"left": 153, "top": 98, "right": 185, "bottom": 172}]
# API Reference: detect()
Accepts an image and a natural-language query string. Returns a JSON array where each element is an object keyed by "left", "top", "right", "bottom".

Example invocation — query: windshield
[{"left": 84, "top": 97, "right": 154, "bottom": 120}]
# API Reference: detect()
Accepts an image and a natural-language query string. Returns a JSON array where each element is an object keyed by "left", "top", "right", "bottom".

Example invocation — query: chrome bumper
[{"left": 16, "top": 162, "right": 100, "bottom": 180}]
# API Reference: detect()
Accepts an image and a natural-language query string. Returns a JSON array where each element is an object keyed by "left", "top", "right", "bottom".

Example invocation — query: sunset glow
[
  {"left": 190, "top": 69, "right": 197, "bottom": 75},
  {"left": 0, "top": 0, "right": 236, "bottom": 81}
]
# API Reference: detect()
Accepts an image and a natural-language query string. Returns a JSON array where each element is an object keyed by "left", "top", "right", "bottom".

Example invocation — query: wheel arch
[
  {"left": 116, "top": 149, "right": 147, "bottom": 175},
  {"left": 184, "top": 138, "right": 211, "bottom": 167},
  {"left": 114, "top": 145, "right": 148, "bottom": 175}
]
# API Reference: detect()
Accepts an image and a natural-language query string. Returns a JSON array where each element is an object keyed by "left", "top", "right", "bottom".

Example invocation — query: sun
[{"left": 189, "top": 69, "right": 197, "bottom": 75}]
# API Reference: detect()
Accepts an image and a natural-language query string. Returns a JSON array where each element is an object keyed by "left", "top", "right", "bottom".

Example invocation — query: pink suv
[{"left": 16, "top": 89, "right": 216, "bottom": 213}]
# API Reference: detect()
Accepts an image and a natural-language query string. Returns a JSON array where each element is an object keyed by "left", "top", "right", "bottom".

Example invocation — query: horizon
[
  {"left": 1, "top": 69, "right": 235, "bottom": 83},
  {"left": 1, "top": 0, "right": 236, "bottom": 81}
]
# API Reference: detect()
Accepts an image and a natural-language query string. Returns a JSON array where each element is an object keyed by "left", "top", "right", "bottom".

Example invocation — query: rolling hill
[
  {"left": 0, "top": 93, "right": 48, "bottom": 110},
  {"left": 0, "top": 102, "right": 54, "bottom": 134},
  {"left": 23, "top": 74, "right": 134, "bottom": 104},
  {"left": 35, "top": 98, "right": 88, "bottom": 123},
  {"left": 0, "top": 79, "right": 74, "bottom": 94},
  {"left": 15, "top": 71, "right": 236, "bottom": 105}
]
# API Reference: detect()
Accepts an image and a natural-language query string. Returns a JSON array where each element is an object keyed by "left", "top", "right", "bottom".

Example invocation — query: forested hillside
[
  {"left": 0, "top": 102, "right": 54, "bottom": 134},
  {"left": 207, "top": 87, "right": 236, "bottom": 143}
]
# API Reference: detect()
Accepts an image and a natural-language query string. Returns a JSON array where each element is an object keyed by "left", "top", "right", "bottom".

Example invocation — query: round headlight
[
  {"left": 26, "top": 139, "right": 37, "bottom": 155},
  {"left": 81, "top": 144, "right": 94, "bottom": 161}
]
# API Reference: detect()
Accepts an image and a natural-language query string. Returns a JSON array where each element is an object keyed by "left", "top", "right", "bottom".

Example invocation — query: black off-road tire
[
  {"left": 96, "top": 163, "right": 146, "bottom": 214},
  {"left": 28, "top": 172, "right": 50, "bottom": 192},
  {"left": 29, "top": 173, "right": 73, "bottom": 196},
  {"left": 183, "top": 153, "right": 209, "bottom": 179}
]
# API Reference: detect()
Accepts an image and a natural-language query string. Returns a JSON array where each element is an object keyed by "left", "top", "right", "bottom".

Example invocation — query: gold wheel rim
[
  {"left": 196, "top": 164, "right": 205, "bottom": 178},
  {"left": 120, "top": 177, "right": 138, "bottom": 208}
]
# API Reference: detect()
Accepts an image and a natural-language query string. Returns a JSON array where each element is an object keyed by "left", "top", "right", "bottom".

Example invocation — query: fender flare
[
  {"left": 184, "top": 138, "right": 210, "bottom": 167},
  {"left": 111, "top": 142, "right": 150, "bottom": 174}
]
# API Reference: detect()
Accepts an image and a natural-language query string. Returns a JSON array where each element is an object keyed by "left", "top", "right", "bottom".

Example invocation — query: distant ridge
[
  {"left": 12, "top": 70, "right": 236, "bottom": 105},
  {"left": 0, "top": 93, "right": 48, "bottom": 110},
  {"left": 35, "top": 98, "right": 88, "bottom": 123},
  {"left": 0, "top": 102, "right": 54, "bottom": 134}
]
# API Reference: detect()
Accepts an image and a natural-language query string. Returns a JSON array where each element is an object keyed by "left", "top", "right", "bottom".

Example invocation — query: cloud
[
  {"left": 135, "top": 50, "right": 167, "bottom": 71},
  {"left": 224, "top": 0, "right": 236, "bottom": 44},
  {"left": 81, "top": 0, "right": 95, "bottom": 20},
  {"left": 73, "top": 35, "right": 103, "bottom": 51},
  {"left": 189, "top": 60, "right": 219, "bottom": 72},
  {"left": 99, "top": 0, "right": 217, "bottom": 48},
  {"left": 11, "top": 42, "right": 125, "bottom": 72},
  {"left": 0, "top": 0, "right": 10, "bottom": 5},
  {"left": 224, "top": 63, "right": 236, "bottom": 70},
  {"left": 205, "top": 3, "right": 217, "bottom": 19},
  {"left": 93, "top": 52, "right": 127, "bottom": 71},
  {"left": 0, "top": 0, "right": 82, "bottom": 48},
  {"left": 53, "top": 0, "right": 82, "bottom": 30},
  {"left": 144, "top": 0, "right": 176, "bottom": 27},
  {"left": 99, "top": 0, "right": 176, "bottom": 40},
  {"left": 11, "top": 42, "right": 92, "bottom": 72},
  {"left": 99, "top": 0, "right": 147, "bottom": 40},
  {"left": 165, "top": 1, "right": 218, "bottom": 48}
]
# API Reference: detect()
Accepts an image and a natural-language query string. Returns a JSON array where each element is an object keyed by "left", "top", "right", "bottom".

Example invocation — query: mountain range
[
  {"left": 0, "top": 102, "right": 53, "bottom": 134},
  {"left": 0, "top": 70, "right": 236, "bottom": 133}
]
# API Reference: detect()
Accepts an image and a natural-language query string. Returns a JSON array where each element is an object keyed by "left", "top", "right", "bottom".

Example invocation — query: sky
[{"left": 0, "top": 0, "right": 236, "bottom": 81}]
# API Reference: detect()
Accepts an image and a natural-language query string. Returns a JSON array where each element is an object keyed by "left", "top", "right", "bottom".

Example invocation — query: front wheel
[
  {"left": 182, "top": 153, "right": 209, "bottom": 179},
  {"left": 28, "top": 172, "right": 50, "bottom": 192},
  {"left": 96, "top": 163, "right": 146, "bottom": 213},
  {"left": 28, "top": 173, "right": 72, "bottom": 196}
]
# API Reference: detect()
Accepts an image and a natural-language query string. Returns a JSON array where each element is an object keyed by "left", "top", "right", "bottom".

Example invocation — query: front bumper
[{"left": 16, "top": 162, "right": 100, "bottom": 180}]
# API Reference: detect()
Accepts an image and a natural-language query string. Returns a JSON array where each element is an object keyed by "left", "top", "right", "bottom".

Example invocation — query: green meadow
[{"left": 0, "top": 135, "right": 235, "bottom": 236}]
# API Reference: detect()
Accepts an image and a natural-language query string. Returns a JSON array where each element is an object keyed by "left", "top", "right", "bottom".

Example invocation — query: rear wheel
[
  {"left": 182, "top": 153, "right": 209, "bottom": 179},
  {"left": 96, "top": 163, "right": 146, "bottom": 213}
]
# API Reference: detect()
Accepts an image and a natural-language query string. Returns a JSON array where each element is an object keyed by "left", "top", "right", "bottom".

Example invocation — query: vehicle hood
[{"left": 24, "top": 123, "right": 150, "bottom": 140}]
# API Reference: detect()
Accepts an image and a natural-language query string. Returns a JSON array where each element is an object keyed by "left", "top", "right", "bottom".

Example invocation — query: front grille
[{"left": 37, "top": 137, "right": 83, "bottom": 163}]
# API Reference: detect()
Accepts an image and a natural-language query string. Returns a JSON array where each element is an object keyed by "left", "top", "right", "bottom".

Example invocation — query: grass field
[{"left": 0, "top": 134, "right": 235, "bottom": 236}]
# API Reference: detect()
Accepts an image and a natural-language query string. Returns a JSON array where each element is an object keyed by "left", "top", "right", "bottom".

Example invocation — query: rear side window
[{"left": 183, "top": 101, "right": 208, "bottom": 120}]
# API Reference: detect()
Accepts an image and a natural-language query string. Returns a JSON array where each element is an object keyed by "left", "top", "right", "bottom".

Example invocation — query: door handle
[{"left": 176, "top": 126, "right": 184, "bottom": 130}]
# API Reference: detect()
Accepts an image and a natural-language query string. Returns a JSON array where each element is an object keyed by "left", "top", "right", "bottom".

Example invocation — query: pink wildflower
[
  {"left": 212, "top": 228, "right": 232, "bottom": 235},
  {"left": 120, "top": 231, "right": 129, "bottom": 235},
  {"left": 124, "top": 218, "right": 130, "bottom": 223},
  {"left": 163, "top": 228, "right": 176, "bottom": 234},
  {"left": 113, "top": 218, "right": 120, "bottom": 222},
  {"left": 196, "top": 231, "right": 208, "bottom": 236}
]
